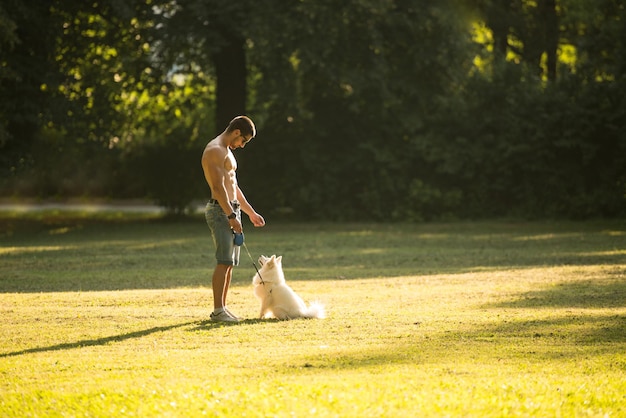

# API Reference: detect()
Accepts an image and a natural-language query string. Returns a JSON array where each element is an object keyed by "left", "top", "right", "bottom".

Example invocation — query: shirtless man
[{"left": 201, "top": 116, "right": 265, "bottom": 322}]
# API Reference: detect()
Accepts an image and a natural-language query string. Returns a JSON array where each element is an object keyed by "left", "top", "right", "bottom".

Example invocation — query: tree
[
  {"left": 150, "top": 0, "right": 249, "bottom": 132},
  {"left": 0, "top": 0, "right": 59, "bottom": 178},
  {"left": 2, "top": 0, "right": 624, "bottom": 219},
  {"left": 240, "top": 0, "right": 475, "bottom": 220},
  {"left": 469, "top": 0, "right": 560, "bottom": 81}
]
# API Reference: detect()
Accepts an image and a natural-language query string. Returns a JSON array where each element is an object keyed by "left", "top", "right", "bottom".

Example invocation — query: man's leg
[
  {"left": 212, "top": 263, "right": 232, "bottom": 309},
  {"left": 222, "top": 265, "right": 233, "bottom": 307},
  {"left": 211, "top": 264, "right": 239, "bottom": 322}
]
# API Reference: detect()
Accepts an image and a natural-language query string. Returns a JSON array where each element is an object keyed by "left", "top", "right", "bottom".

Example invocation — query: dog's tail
[{"left": 303, "top": 301, "right": 326, "bottom": 319}]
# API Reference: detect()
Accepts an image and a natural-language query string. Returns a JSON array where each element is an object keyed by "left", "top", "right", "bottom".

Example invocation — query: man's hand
[
  {"left": 228, "top": 218, "right": 243, "bottom": 234},
  {"left": 249, "top": 212, "right": 265, "bottom": 227}
]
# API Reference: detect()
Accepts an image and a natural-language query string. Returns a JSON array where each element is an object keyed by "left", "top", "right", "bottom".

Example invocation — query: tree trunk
[
  {"left": 486, "top": 3, "right": 510, "bottom": 59},
  {"left": 542, "top": 0, "right": 558, "bottom": 82},
  {"left": 214, "top": 34, "right": 247, "bottom": 132}
]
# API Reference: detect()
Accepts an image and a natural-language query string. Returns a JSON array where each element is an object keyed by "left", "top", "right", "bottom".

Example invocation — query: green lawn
[{"left": 1, "top": 213, "right": 625, "bottom": 417}]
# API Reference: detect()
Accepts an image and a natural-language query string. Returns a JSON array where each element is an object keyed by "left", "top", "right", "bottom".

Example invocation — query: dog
[{"left": 252, "top": 255, "right": 325, "bottom": 320}]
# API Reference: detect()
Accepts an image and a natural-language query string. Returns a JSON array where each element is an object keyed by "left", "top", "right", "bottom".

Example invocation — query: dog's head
[
  {"left": 258, "top": 254, "right": 282, "bottom": 268},
  {"left": 253, "top": 254, "right": 284, "bottom": 286}
]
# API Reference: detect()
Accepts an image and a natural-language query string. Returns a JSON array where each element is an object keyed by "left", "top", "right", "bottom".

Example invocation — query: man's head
[
  {"left": 225, "top": 116, "right": 256, "bottom": 149},
  {"left": 226, "top": 116, "right": 256, "bottom": 139}
]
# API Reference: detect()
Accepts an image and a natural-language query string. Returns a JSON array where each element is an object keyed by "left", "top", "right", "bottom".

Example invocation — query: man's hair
[{"left": 226, "top": 115, "right": 256, "bottom": 138}]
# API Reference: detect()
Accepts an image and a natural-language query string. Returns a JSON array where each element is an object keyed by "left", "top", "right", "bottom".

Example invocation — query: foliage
[
  {"left": 0, "top": 0, "right": 625, "bottom": 220},
  {"left": 241, "top": 0, "right": 475, "bottom": 221},
  {"left": 414, "top": 64, "right": 626, "bottom": 219},
  {"left": 0, "top": 0, "right": 59, "bottom": 178},
  {"left": 127, "top": 126, "right": 207, "bottom": 215}
]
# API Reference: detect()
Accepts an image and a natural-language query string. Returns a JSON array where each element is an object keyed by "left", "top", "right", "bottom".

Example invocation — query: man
[{"left": 202, "top": 116, "right": 265, "bottom": 322}]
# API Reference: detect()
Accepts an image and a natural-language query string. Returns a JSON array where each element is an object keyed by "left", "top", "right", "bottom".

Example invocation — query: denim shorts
[{"left": 205, "top": 200, "right": 241, "bottom": 266}]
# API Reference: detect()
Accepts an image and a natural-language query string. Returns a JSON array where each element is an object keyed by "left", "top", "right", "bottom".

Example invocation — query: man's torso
[{"left": 205, "top": 138, "right": 238, "bottom": 201}]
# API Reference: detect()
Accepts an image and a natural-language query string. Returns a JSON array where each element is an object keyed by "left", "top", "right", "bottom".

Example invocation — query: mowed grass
[{"left": 0, "top": 212, "right": 625, "bottom": 417}]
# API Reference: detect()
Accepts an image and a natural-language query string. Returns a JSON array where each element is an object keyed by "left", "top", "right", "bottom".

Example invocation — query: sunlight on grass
[
  {"left": 357, "top": 247, "right": 387, "bottom": 255},
  {"left": 1, "top": 218, "right": 625, "bottom": 416},
  {"left": 603, "top": 230, "right": 625, "bottom": 237},
  {"left": 511, "top": 231, "right": 604, "bottom": 242},
  {"left": 514, "top": 233, "right": 560, "bottom": 241},
  {"left": 0, "top": 245, "right": 74, "bottom": 255},
  {"left": 48, "top": 226, "right": 74, "bottom": 235},
  {"left": 577, "top": 249, "right": 626, "bottom": 257}
]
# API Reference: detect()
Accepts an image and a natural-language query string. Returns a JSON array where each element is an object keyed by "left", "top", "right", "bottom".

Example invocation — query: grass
[{"left": 0, "top": 212, "right": 625, "bottom": 417}]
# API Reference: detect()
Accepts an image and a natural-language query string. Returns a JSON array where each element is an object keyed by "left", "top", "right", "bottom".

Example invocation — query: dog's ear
[
  {"left": 276, "top": 255, "right": 282, "bottom": 263},
  {"left": 263, "top": 255, "right": 275, "bottom": 268}
]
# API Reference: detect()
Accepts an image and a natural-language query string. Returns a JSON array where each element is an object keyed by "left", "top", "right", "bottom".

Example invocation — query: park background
[
  {"left": 2, "top": 2, "right": 625, "bottom": 416},
  {"left": 1, "top": 0, "right": 625, "bottom": 220}
]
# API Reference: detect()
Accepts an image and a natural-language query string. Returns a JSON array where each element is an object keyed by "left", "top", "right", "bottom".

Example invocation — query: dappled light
[{"left": 1, "top": 1, "right": 625, "bottom": 220}]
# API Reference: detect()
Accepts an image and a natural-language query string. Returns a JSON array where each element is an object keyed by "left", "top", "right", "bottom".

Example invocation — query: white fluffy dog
[{"left": 252, "top": 255, "right": 325, "bottom": 320}]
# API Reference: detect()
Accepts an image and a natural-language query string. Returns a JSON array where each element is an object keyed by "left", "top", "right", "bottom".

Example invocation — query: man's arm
[{"left": 236, "top": 186, "right": 265, "bottom": 227}]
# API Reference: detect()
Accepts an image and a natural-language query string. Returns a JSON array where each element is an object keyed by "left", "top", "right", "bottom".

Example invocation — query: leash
[{"left": 242, "top": 241, "right": 265, "bottom": 285}]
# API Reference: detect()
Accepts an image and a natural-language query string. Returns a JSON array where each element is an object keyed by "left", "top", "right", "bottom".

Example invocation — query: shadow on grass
[
  {"left": 471, "top": 314, "right": 626, "bottom": 344},
  {"left": 0, "top": 321, "right": 197, "bottom": 358},
  {"left": 294, "top": 313, "right": 626, "bottom": 372},
  {"left": 290, "top": 280, "right": 626, "bottom": 371},
  {"left": 1, "top": 218, "right": 625, "bottom": 292},
  {"left": 190, "top": 318, "right": 285, "bottom": 331},
  {"left": 487, "top": 279, "right": 626, "bottom": 309},
  {"left": 1, "top": 318, "right": 276, "bottom": 358}
]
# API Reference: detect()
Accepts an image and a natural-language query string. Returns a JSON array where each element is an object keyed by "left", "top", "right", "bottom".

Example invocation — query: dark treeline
[{"left": 1, "top": 0, "right": 625, "bottom": 220}]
